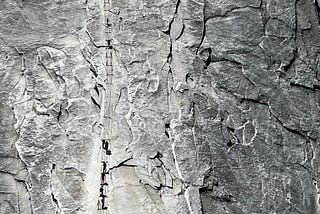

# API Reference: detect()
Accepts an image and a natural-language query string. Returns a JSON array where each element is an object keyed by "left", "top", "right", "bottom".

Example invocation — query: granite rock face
[{"left": 1, "top": 0, "right": 320, "bottom": 213}]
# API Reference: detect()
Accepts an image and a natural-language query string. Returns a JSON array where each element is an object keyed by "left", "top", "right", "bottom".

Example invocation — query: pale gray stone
[{"left": 1, "top": 0, "right": 320, "bottom": 213}]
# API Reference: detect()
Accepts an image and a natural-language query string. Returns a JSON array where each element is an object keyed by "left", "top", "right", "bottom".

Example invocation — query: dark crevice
[
  {"left": 267, "top": 104, "right": 307, "bottom": 140},
  {"left": 141, "top": 181, "right": 161, "bottom": 191},
  {"left": 85, "top": 30, "right": 110, "bottom": 48},
  {"left": 102, "top": 139, "right": 112, "bottom": 155},
  {"left": 199, "top": 186, "right": 212, "bottom": 194},
  {"left": 113, "top": 87, "right": 125, "bottom": 111},
  {"left": 175, "top": 23, "right": 185, "bottom": 41},
  {"left": 165, "top": 0, "right": 180, "bottom": 63},
  {"left": 162, "top": 29, "right": 170, "bottom": 36},
  {"left": 200, "top": 189, "right": 236, "bottom": 208},
  {"left": 210, "top": 56, "right": 242, "bottom": 67},
  {"left": 174, "top": 0, "right": 181, "bottom": 15},
  {"left": 106, "top": 157, "right": 135, "bottom": 174},
  {"left": 51, "top": 163, "right": 56, "bottom": 173},
  {"left": 315, "top": 0, "right": 320, "bottom": 25},
  {"left": 239, "top": 97, "right": 268, "bottom": 106},
  {"left": 164, "top": 123, "right": 170, "bottom": 139},
  {"left": 205, "top": 5, "right": 261, "bottom": 22},
  {"left": 283, "top": 51, "right": 297, "bottom": 72},
  {"left": 51, "top": 193, "right": 59, "bottom": 213},
  {"left": 80, "top": 49, "right": 98, "bottom": 77},
  {"left": 50, "top": 164, "right": 60, "bottom": 214},
  {"left": 226, "top": 140, "right": 235, "bottom": 147},
  {"left": 165, "top": 123, "right": 170, "bottom": 129},
  {"left": 98, "top": 26, "right": 113, "bottom": 209},
  {"left": 211, "top": 194, "right": 236, "bottom": 203},
  {"left": 185, "top": 73, "right": 194, "bottom": 83},
  {"left": 151, "top": 151, "right": 163, "bottom": 160},
  {"left": 167, "top": 43, "right": 173, "bottom": 64},
  {"left": 165, "top": 130, "right": 170, "bottom": 138},
  {"left": 164, "top": 0, "right": 181, "bottom": 35},
  {"left": 226, "top": 127, "right": 239, "bottom": 147},
  {"left": 91, "top": 96, "right": 101, "bottom": 109},
  {"left": 128, "top": 60, "right": 143, "bottom": 65},
  {"left": 57, "top": 104, "right": 62, "bottom": 121},
  {"left": 281, "top": 161, "right": 313, "bottom": 176},
  {"left": 94, "top": 85, "right": 100, "bottom": 96},
  {"left": 226, "top": 127, "right": 235, "bottom": 133},
  {"left": 313, "top": 84, "right": 320, "bottom": 90},
  {"left": 89, "top": 66, "right": 98, "bottom": 77},
  {"left": 98, "top": 139, "right": 111, "bottom": 210},
  {"left": 204, "top": 47, "right": 212, "bottom": 68},
  {"left": 290, "top": 82, "right": 315, "bottom": 91},
  {"left": 97, "top": 189, "right": 108, "bottom": 210},
  {"left": 282, "top": 125, "right": 306, "bottom": 139}
]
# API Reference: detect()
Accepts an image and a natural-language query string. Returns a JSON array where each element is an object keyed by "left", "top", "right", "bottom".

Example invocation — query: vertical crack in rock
[
  {"left": 14, "top": 108, "right": 34, "bottom": 214},
  {"left": 49, "top": 164, "right": 61, "bottom": 214},
  {"left": 315, "top": 0, "right": 320, "bottom": 25},
  {"left": 1, "top": 0, "right": 320, "bottom": 213},
  {"left": 167, "top": 0, "right": 181, "bottom": 64},
  {"left": 14, "top": 177, "right": 34, "bottom": 214},
  {"left": 196, "top": 2, "right": 206, "bottom": 55},
  {"left": 166, "top": 0, "right": 185, "bottom": 183},
  {"left": 97, "top": 0, "right": 113, "bottom": 212}
]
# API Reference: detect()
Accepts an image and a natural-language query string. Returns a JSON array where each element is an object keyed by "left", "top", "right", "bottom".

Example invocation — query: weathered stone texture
[{"left": 1, "top": 0, "right": 320, "bottom": 213}]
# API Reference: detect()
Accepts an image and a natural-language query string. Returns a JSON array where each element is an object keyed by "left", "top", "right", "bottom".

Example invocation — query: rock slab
[{"left": 1, "top": 0, "right": 320, "bottom": 213}]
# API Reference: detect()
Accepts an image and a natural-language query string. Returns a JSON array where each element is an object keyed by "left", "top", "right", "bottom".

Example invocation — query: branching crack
[
  {"left": 106, "top": 157, "right": 135, "bottom": 174},
  {"left": 49, "top": 163, "right": 61, "bottom": 214},
  {"left": 85, "top": 30, "right": 109, "bottom": 48},
  {"left": 267, "top": 102, "right": 306, "bottom": 139}
]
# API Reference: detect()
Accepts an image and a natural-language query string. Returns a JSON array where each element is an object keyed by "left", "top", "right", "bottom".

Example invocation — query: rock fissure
[{"left": 1, "top": 0, "right": 320, "bottom": 213}]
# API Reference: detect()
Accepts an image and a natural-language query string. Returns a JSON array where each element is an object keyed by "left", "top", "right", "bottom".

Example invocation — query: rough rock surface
[{"left": 1, "top": 0, "right": 320, "bottom": 213}]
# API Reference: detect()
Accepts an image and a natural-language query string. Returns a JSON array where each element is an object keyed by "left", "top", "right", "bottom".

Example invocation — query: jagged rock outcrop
[{"left": 1, "top": 0, "right": 320, "bottom": 213}]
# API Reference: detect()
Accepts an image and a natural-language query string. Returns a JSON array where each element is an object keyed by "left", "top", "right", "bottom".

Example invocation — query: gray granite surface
[{"left": 1, "top": 0, "right": 320, "bottom": 213}]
